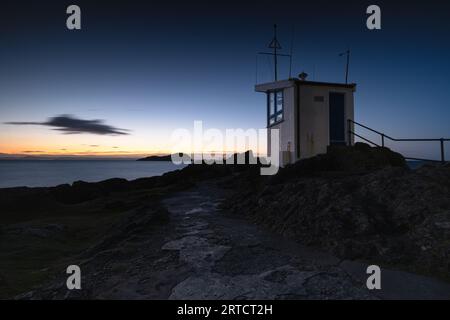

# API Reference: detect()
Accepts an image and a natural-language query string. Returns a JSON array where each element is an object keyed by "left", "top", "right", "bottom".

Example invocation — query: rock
[
  {"left": 226, "top": 144, "right": 450, "bottom": 279},
  {"left": 271, "top": 143, "right": 407, "bottom": 184},
  {"left": 51, "top": 178, "right": 130, "bottom": 204},
  {"left": 4, "top": 223, "right": 67, "bottom": 238},
  {"left": 7, "top": 223, "right": 67, "bottom": 238}
]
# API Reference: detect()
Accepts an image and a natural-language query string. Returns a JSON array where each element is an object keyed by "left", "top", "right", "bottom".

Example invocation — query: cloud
[
  {"left": 22, "top": 150, "right": 44, "bottom": 153},
  {"left": 5, "top": 114, "right": 129, "bottom": 135},
  {"left": 75, "top": 150, "right": 133, "bottom": 154}
]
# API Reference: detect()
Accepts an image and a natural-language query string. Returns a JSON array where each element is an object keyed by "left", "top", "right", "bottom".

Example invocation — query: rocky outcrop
[
  {"left": 224, "top": 144, "right": 450, "bottom": 279},
  {"left": 3, "top": 144, "right": 450, "bottom": 299}
]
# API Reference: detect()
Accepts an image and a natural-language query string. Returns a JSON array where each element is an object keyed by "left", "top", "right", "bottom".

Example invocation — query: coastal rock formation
[
  {"left": 2, "top": 143, "right": 449, "bottom": 299},
  {"left": 224, "top": 144, "right": 450, "bottom": 279}
]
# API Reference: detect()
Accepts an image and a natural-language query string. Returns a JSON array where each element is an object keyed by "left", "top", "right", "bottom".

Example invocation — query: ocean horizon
[
  {"left": 0, "top": 160, "right": 186, "bottom": 188},
  {"left": 0, "top": 159, "right": 428, "bottom": 189}
]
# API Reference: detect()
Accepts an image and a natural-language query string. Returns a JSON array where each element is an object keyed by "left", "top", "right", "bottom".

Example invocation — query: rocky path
[
  {"left": 162, "top": 183, "right": 370, "bottom": 299},
  {"left": 161, "top": 182, "right": 450, "bottom": 300},
  {"left": 27, "top": 181, "right": 450, "bottom": 299}
]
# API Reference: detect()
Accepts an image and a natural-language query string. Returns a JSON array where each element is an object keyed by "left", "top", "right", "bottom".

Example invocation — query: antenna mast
[
  {"left": 258, "top": 24, "right": 291, "bottom": 82},
  {"left": 339, "top": 49, "right": 350, "bottom": 84},
  {"left": 288, "top": 25, "right": 294, "bottom": 79},
  {"left": 271, "top": 24, "right": 281, "bottom": 81}
]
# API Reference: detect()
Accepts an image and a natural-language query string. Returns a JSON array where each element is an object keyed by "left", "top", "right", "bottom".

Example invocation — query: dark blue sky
[{"left": 1, "top": 0, "right": 449, "bottom": 159}]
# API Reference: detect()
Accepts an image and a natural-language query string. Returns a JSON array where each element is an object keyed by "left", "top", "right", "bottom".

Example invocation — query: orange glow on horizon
[{"left": 0, "top": 124, "right": 266, "bottom": 158}]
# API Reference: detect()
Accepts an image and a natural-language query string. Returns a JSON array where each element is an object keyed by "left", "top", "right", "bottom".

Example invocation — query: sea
[
  {"left": 0, "top": 160, "right": 187, "bottom": 188},
  {"left": 0, "top": 159, "right": 428, "bottom": 189}
]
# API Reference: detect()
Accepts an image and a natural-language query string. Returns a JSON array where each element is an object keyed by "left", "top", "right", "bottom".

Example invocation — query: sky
[{"left": 0, "top": 0, "right": 449, "bottom": 160}]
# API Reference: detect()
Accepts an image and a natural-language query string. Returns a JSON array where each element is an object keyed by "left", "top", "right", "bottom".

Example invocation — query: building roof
[
  {"left": 255, "top": 79, "right": 356, "bottom": 92},
  {"left": 294, "top": 79, "right": 356, "bottom": 88}
]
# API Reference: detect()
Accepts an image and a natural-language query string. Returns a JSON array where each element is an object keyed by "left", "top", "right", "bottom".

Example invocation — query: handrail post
[
  {"left": 441, "top": 138, "right": 445, "bottom": 163},
  {"left": 381, "top": 134, "right": 385, "bottom": 147},
  {"left": 347, "top": 119, "right": 352, "bottom": 146}
]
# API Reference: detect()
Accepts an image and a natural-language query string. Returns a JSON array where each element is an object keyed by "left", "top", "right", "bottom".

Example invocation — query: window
[{"left": 268, "top": 90, "right": 283, "bottom": 126}]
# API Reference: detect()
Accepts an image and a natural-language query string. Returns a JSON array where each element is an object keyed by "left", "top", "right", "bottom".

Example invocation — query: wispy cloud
[
  {"left": 21, "top": 150, "right": 44, "bottom": 153},
  {"left": 5, "top": 114, "right": 130, "bottom": 135},
  {"left": 75, "top": 150, "right": 134, "bottom": 154}
]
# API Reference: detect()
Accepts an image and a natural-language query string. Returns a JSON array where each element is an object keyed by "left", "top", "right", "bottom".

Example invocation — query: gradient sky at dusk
[{"left": 1, "top": 0, "right": 449, "bottom": 159}]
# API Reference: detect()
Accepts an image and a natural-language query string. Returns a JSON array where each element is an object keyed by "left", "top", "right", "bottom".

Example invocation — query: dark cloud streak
[{"left": 5, "top": 115, "right": 129, "bottom": 136}]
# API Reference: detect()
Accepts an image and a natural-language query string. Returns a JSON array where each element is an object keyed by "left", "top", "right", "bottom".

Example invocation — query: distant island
[{"left": 137, "top": 153, "right": 191, "bottom": 162}]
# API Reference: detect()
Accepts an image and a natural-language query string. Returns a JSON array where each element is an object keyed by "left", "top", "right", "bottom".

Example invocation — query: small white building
[{"left": 255, "top": 77, "right": 356, "bottom": 166}]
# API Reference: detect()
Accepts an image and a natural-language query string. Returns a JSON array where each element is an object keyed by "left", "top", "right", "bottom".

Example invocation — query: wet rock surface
[
  {"left": 24, "top": 182, "right": 450, "bottom": 299},
  {"left": 225, "top": 145, "right": 450, "bottom": 281}
]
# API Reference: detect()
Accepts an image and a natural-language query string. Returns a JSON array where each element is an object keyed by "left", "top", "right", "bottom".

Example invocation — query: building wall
[
  {"left": 256, "top": 80, "right": 355, "bottom": 166},
  {"left": 267, "top": 85, "right": 297, "bottom": 166},
  {"left": 298, "top": 84, "right": 354, "bottom": 159}
]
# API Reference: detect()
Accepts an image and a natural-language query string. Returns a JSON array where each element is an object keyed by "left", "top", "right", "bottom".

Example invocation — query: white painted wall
[
  {"left": 268, "top": 86, "right": 296, "bottom": 166},
  {"left": 298, "top": 85, "right": 355, "bottom": 159},
  {"left": 256, "top": 80, "right": 355, "bottom": 166}
]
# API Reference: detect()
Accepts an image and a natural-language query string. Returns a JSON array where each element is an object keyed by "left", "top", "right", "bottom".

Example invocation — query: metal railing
[{"left": 347, "top": 119, "right": 449, "bottom": 163}]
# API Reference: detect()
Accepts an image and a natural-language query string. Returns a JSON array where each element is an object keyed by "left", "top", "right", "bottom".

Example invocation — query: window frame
[{"left": 267, "top": 89, "right": 284, "bottom": 127}]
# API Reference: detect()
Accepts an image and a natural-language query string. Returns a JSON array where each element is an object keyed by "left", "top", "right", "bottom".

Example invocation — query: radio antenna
[
  {"left": 258, "top": 24, "right": 291, "bottom": 82},
  {"left": 339, "top": 48, "right": 350, "bottom": 84},
  {"left": 288, "top": 25, "right": 294, "bottom": 79}
]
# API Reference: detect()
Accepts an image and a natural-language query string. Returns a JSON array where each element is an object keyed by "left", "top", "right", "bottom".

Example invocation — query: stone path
[
  {"left": 161, "top": 183, "right": 450, "bottom": 299},
  {"left": 27, "top": 181, "right": 450, "bottom": 299}
]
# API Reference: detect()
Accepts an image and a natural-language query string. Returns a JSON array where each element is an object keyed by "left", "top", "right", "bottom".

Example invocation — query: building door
[{"left": 329, "top": 92, "right": 346, "bottom": 145}]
